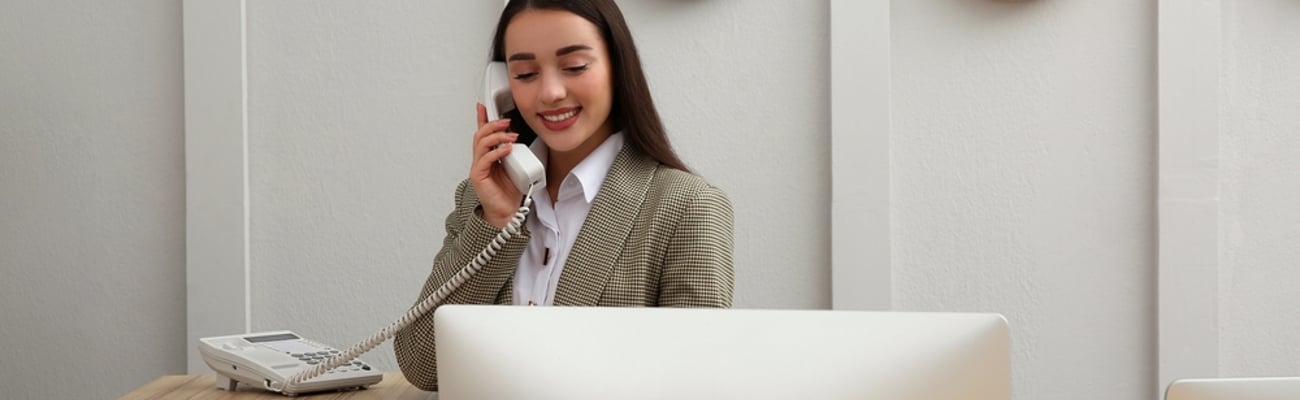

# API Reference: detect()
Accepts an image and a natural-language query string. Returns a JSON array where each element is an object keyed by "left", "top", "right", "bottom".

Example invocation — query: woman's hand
[{"left": 469, "top": 103, "right": 523, "bottom": 228}]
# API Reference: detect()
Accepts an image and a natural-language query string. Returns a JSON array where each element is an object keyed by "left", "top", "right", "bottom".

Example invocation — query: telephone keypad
[
  {"left": 264, "top": 341, "right": 371, "bottom": 373},
  {"left": 286, "top": 349, "right": 371, "bottom": 372}
]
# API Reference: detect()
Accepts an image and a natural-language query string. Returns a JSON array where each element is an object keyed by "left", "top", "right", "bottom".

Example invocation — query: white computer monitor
[
  {"left": 434, "top": 305, "right": 1009, "bottom": 400},
  {"left": 1166, "top": 377, "right": 1300, "bottom": 400}
]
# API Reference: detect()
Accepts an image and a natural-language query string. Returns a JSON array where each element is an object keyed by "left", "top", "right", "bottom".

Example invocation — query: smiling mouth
[{"left": 541, "top": 108, "right": 580, "bottom": 122}]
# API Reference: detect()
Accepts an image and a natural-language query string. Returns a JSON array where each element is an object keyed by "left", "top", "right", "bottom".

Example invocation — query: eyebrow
[{"left": 507, "top": 44, "right": 594, "bottom": 62}]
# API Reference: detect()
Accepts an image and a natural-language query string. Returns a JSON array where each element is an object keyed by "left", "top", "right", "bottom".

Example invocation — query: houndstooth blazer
[{"left": 393, "top": 143, "right": 735, "bottom": 392}]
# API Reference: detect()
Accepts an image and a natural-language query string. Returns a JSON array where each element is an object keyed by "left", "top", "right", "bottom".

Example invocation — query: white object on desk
[
  {"left": 1166, "top": 377, "right": 1300, "bottom": 400},
  {"left": 435, "top": 306, "right": 1010, "bottom": 400},
  {"left": 198, "top": 330, "right": 383, "bottom": 396}
]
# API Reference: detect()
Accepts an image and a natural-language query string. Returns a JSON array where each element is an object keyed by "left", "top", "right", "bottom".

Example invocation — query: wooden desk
[{"left": 121, "top": 373, "right": 433, "bottom": 399}]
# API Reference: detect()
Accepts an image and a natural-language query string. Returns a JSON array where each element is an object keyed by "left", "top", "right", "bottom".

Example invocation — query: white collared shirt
[{"left": 513, "top": 132, "right": 625, "bottom": 306}]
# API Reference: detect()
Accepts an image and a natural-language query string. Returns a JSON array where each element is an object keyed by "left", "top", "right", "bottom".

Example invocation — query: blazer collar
[{"left": 548, "top": 143, "right": 658, "bottom": 306}]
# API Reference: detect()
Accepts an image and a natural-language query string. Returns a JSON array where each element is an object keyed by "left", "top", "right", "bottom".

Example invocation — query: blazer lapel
[{"left": 552, "top": 145, "right": 656, "bottom": 306}]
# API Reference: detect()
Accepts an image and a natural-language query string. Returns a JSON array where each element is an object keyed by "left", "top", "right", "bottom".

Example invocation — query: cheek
[
  {"left": 574, "top": 75, "right": 613, "bottom": 108},
  {"left": 510, "top": 86, "right": 538, "bottom": 114}
]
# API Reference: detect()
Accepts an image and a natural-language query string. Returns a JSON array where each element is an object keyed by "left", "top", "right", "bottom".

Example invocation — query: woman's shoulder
[
  {"left": 648, "top": 165, "right": 730, "bottom": 206},
  {"left": 644, "top": 165, "right": 733, "bottom": 234}
]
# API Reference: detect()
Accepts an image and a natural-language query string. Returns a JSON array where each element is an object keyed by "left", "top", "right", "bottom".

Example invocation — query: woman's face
[{"left": 503, "top": 9, "right": 615, "bottom": 156}]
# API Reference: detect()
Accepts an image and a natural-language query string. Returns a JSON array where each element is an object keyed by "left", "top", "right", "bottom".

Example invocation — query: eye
[
  {"left": 513, "top": 72, "right": 538, "bottom": 81},
  {"left": 563, "top": 64, "right": 589, "bottom": 73}
]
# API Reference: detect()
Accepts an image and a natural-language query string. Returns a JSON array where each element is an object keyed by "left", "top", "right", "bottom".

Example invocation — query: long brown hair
[{"left": 491, "top": 0, "right": 690, "bottom": 173}]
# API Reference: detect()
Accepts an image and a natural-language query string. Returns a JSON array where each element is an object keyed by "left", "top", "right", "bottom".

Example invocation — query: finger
[
  {"left": 476, "top": 131, "right": 519, "bottom": 153},
  {"left": 474, "top": 132, "right": 518, "bottom": 158},
  {"left": 472, "top": 119, "right": 513, "bottom": 159},
  {"left": 473, "top": 118, "right": 512, "bottom": 142},
  {"left": 475, "top": 135, "right": 518, "bottom": 165},
  {"left": 472, "top": 142, "right": 514, "bottom": 178},
  {"left": 476, "top": 103, "right": 487, "bottom": 129}
]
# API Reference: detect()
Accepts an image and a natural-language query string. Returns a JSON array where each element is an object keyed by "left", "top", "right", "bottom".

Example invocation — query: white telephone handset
[
  {"left": 482, "top": 61, "right": 546, "bottom": 196},
  {"left": 198, "top": 62, "right": 540, "bottom": 396}
]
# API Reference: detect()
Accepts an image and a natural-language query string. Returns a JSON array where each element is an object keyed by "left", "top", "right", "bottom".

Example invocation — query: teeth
[{"left": 542, "top": 109, "right": 577, "bottom": 122}]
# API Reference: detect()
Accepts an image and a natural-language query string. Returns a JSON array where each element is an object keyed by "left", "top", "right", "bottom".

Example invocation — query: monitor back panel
[
  {"left": 435, "top": 306, "right": 1010, "bottom": 400},
  {"left": 1166, "top": 378, "right": 1300, "bottom": 400}
]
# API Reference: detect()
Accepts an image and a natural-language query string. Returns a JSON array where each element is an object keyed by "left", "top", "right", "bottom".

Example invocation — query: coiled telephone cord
[{"left": 266, "top": 192, "right": 534, "bottom": 393}]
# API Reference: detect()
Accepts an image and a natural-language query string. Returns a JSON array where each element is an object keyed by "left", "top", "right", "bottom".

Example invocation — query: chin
[
  {"left": 539, "top": 137, "right": 581, "bottom": 153},
  {"left": 534, "top": 128, "right": 593, "bottom": 153}
]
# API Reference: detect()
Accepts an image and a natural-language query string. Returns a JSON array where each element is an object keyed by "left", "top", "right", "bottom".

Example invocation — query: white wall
[
  {"left": 243, "top": 0, "right": 829, "bottom": 373},
  {"left": 244, "top": 0, "right": 503, "bottom": 374},
  {"left": 890, "top": 1, "right": 1155, "bottom": 400},
  {"left": 1219, "top": 0, "right": 1300, "bottom": 377},
  {"left": 0, "top": 1, "right": 186, "bottom": 399}
]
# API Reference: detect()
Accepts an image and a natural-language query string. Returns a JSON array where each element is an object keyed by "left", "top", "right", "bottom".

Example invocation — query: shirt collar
[{"left": 529, "top": 131, "right": 625, "bottom": 204}]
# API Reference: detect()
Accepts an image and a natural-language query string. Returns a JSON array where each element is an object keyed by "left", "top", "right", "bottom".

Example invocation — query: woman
[{"left": 394, "top": 0, "right": 734, "bottom": 391}]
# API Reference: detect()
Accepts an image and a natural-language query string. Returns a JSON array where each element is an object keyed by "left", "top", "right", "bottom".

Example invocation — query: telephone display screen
[{"left": 245, "top": 333, "right": 300, "bottom": 343}]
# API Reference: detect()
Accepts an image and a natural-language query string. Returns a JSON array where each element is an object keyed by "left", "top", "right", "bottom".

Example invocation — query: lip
[{"left": 538, "top": 107, "right": 581, "bottom": 131}]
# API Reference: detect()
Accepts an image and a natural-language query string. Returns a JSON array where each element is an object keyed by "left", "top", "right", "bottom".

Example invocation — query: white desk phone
[{"left": 198, "top": 62, "right": 546, "bottom": 396}]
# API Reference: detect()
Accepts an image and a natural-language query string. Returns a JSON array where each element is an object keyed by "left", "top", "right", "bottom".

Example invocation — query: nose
[{"left": 538, "top": 70, "right": 567, "bottom": 104}]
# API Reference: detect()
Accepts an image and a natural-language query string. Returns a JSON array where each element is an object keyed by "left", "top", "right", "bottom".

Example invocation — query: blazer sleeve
[
  {"left": 393, "top": 180, "right": 530, "bottom": 391},
  {"left": 658, "top": 184, "right": 735, "bottom": 308}
]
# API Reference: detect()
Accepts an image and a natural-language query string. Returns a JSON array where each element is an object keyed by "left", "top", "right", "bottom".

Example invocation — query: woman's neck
[{"left": 545, "top": 130, "right": 613, "bottom": 203}]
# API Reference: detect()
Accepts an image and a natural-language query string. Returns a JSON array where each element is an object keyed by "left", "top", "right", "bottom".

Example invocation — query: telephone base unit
[{"left": 199, "top": 331, "right": 383, "bottom": 397}]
